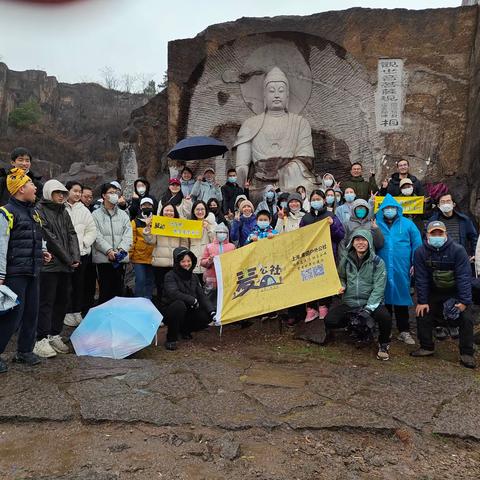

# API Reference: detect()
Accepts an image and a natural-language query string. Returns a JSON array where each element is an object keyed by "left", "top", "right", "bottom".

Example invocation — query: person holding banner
[
  {"left": 246, "top": 210, "right": 278, "bottom": 243},
  {"left": 143, "top": 203, "right": 188, "bottom": 299},
  {"left": 161, "top": 247, "right": 216, "bottom": 351},
  {"left": 326, "top": 230, "right": 392, "bottom": 360},
  {"left": 376, "top": 194, "right": 422, "bottom": 345}
]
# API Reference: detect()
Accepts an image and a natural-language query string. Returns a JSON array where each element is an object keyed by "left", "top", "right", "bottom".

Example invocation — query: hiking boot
[
  {"left": 448, "top": 327, "right": 459, "bottom": 339},
  {"left": 12, "top": 352, "right": 41, "bottom": 365},
  {"left": 64, "top": 313, "right": 80, "bottom": 327},
  {"left": 318, "top": 305, "right": 329, "bottom": 320},
  {"left": 165, "top": 341, "right": 177, "bottom": 351},
  {"left": 397, "top": 331, "right": 416, "bottom": 345},
  {"left": 33, "top": 338, "right": 57, "bottom": 358},
  {"left": 410, "top": 348, "right": 435, "bottom": 357},
  {"left": 376, "top": 343, "right": 390, "bottom": 361},
  {"left": 0, "top": 357, "right": 7, "bottom": 373},
  {"left": 48, "top": 335, "right": 69, "bottom": 354},
  {"left": 304, "top": 307, "right": 318, "bottom": 323},
  {"left": 435, "top": 327, "right": 449, "bottom": 341},
  {"left": 460, "top": 355, "right": 476, "bottom": 369}
]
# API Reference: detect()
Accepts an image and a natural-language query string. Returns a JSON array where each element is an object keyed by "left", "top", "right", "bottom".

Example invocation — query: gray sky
[{"left": 0, "top": 0, "right": 460, "bottom": 89}]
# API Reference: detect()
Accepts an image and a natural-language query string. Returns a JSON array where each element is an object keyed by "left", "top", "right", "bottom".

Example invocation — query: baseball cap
[
  {"left": 427, "top": 220, "right": 446, "bottom": 233},
  {"left": 169, "top": 178, "right": 181, "bottom": 185},
  {"left": 140, "top": 197, "right": 154, "bottom": 206},
  {"left": 399, "top": 178, "right": 413, "bottom": 188}
]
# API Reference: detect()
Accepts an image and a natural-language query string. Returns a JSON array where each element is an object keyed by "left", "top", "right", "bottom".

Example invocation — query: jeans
[
  {"left": 0, "top": 275, "right": 40, "bottom": 354},
  {"left": 133, "top": 263, "right": 155, "bottom": 299}
]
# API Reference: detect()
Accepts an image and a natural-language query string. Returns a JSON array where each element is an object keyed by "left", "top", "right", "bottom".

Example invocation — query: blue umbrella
[
  {"left": 168, "top": 136, "right": 228, "bottom": 160},
  {"left": 71, "top": 297, "right": 163, "bottom": 359}
]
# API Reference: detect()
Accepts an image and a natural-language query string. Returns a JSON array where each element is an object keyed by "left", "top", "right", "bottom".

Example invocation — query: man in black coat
[
  {"left": 412, "top": 221, "right": 475, "bottom": 368},
  {"left": 161, "top": 247, "right": 215, "bottom": 350},
  {"left": 221, "top": 168, "right": 249, "bottom": 216},
  {"left": 379, "top": 158, "right": 424, "bottom": 197}
]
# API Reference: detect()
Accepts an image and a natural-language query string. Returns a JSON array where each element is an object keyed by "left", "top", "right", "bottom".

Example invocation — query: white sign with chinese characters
[{"left": 376, "top": 59, "right": 404, "bottom": 132}]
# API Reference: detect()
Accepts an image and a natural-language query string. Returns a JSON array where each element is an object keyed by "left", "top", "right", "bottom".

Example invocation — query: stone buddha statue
[{"left": 234, "top": 67, "right": 318, "bottom": 197}]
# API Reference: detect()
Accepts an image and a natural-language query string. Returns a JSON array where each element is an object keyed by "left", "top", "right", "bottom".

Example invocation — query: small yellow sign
[
  {"left": 374, "top": 196, "right": 425, "bottom": 214},
  {"left": 150, "top": 215, "right": 203, "bottom": 239}
]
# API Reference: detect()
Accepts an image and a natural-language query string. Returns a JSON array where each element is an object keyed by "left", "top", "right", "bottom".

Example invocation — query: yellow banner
[
  {"left": 374, "top": 196, "right": 424, "bottom": 214},
  {"left": 214, "top": 219, "right": 342, "bottom": 325},
  {"left": 150, "top": 215, "right": 203, "bottom": 239}
]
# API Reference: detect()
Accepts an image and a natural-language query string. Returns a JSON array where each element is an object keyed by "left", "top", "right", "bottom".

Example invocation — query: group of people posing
[{"left": 0, "top": 148, "right": 478, "bottom": 373}]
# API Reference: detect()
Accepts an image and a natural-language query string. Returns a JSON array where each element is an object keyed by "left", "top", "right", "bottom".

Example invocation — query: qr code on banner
[{"left": 300, "top": 264, "right": 325, "bottom": 282}]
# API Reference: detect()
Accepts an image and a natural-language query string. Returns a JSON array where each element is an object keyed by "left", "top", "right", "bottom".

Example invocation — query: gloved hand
[
  {"left": 190, "top": 298, "right": 199, "bottom": 309},
  {"left": 210, "top": 311, "right": 220, "bottom": 326}
]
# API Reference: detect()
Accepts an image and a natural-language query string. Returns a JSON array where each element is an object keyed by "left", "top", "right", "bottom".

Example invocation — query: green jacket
[
  {"left": 342, "top": 175, "right": 378, "bottom": 201},
  {"left": 338, "top": 229, "right": 386, "bottom": 311}
]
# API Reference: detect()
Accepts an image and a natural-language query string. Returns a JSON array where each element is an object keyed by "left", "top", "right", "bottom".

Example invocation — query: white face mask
[
  {"left": 107, "top": 193, "right": 119, "bottom": 205},
  {"left": 324, "top": 179, "right": 334, "bottom": 188},
  {"left": 137, "top": 186, "right": 146, "bottom": 195},
  {"left": 439, "top": 203, "right": 454, "bottom": 214},
  {"left": 401, "top": 187, "right": 414, "bottom": 196}
]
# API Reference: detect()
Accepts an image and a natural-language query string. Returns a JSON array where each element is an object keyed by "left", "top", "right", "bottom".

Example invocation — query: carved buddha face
[{"left": 264, "top": 81, "right": 288, "bottom": 112}]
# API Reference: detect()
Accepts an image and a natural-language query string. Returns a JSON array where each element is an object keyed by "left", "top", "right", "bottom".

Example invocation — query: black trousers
[
  {"left": 37, "top": 272, "right": 72, "bottom": 339},
  {"left": 416, "top": 291, "right": 474, "bottom": 355},
  {"left": 160, "top": 300, "right": 210, "bottom": 342},
  {"left": 68, "top": 254, "right": 89, "bottom": 313},
  {"left": 82, "top": 254, "right": 97, "bottom": 316},
  {"left": 96, "top": 263, "right": 125, "bottom": 305},
  {"left": 385, "top": 304, "right": 410, "bottom": 333},
  {"left": 153, "top": 266, "right": 171, "bottom": 300},
  {"left": 0, "top": 275, "right": 40, "bottom": 355},
  {"left": 325, "top": 303, "right": 392, "bottom": 344}
]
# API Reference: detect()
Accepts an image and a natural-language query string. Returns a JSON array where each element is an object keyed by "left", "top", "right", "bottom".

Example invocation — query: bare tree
[
  {"left": 99, "top": 66, "right": 119, "bottom": 90},
  {"left": 121, "top": 73, "right": 138, "bottom": 93}
]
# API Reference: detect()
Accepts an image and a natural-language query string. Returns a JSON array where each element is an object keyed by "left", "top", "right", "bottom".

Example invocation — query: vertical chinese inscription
[{"left": 376, "top": 59, "right": 404, "bottom": 132}]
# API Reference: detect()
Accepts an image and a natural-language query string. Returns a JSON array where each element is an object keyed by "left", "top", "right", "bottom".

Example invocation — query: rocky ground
[{"left": 1, "top": 318, "right": 480, "bottom": 480}]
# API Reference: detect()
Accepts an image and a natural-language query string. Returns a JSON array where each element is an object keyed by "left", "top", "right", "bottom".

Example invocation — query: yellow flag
[
  {"left": 150, "top": 215, "right": 203, "bottom": 239},
  {"left": 374, "top": 196, "right": 424, "bottom": 214},
  {"left": 214, "top": 219, "right": 342, "bottom": 325}
]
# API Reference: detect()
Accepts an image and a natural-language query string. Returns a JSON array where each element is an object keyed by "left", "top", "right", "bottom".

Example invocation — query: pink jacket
[{"left": 200, "top": 239, "right": 235, "bottom": 288}]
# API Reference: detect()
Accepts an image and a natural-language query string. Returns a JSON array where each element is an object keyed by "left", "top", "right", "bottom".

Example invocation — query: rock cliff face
[
  {"left": 0, "top": 62, "right": 148, "bottom": 189},
  {"left": 128, "top": 6, "right": 480, "bottom": 214}
]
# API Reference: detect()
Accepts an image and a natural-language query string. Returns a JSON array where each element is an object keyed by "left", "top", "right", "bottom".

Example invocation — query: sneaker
[
  {"left": 165, "top": 341, "right": 177, "bottom": 351},
  {"left": 318, "top": 305, "right": 329, "bottom": 320},
  {"left": 448, "top": 327, "right": 459, "bottom": 339},
  {"left": 33, "top": 338, "right": 57, "bottom": 358},
  {"left": 376, "top": 343, "right": 390, "bottom": 361},
  {"left": 304, "top": 307, "right": 319, "bottom": 323},
  {"left": 435, "top": 327, "right": 449, "bottom": 341},
  {"left": 12, "top": 352, "right": 41, "bottom": 365},
  {"left": 460, "top": 354, "right": 476, "bottom": 369},
  {"left": 0, "top": 357, "right": 7, "bottom": 373},
  {"left": 48, "top": 335, "right": 70, "bottom": 354},
  {"left": 397, "top": 331, "right": 416, "bottom": 345},
  {"left": 64, "top": 313, "right": 80, "bottom": 327},
  {"left": 410, "top": 348, "right": 435, "bottom": 357}
]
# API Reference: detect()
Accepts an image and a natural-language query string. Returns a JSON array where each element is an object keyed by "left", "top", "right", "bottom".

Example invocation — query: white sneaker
[
  {"left": 73, "top": 312, "right": 83, "bottom": 325},
  {"left": 48, "top": 335, "right": 70, "bottom": 354},
  {"left": 64, "top": 313, "right": 80, "bottom": 327},
  {"left": 397, "top": 331, "right": 416, "bottom": 345},
  {"left": 33, "top": 338, "right": 57, "bottom": 358}
]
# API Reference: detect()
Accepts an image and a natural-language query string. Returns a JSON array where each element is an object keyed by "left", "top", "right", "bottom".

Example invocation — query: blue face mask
[
  {"left": 280, "top": 201, "right": 288, "bottom": 209},
  {"left": 383, "top": 207, "right": 397, "bottom": 219},
  {"left": 257, "top": 220, "right": 270, "bottom": 230},
  {"left": 326, "top": 196, "right": 335, "bottom": 205},
  {"left": 428, "top": 236, "right": 447, "bottom": 249},
  {"left": 344, "top": 193, "right": 356, "bottom": 203},
  {"left": 355, "top": 207, "right": 368, "bottom": 219},
  {"left": 266, "top": 191, "right": 275, "bottom": 200},
  {"left": 311, "top": 200, "right": 324, "bottom": 211},
  {"left": 227, "top": 176, "right": 237, "bottom": 184}
]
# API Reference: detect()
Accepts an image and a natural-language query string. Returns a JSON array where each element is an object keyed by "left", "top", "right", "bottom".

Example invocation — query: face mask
[
  {"left": 289, "top": 205, "right": 300, "bottom": 213},
  {"left": 141, "top": 208, "right": 153, "bottom": 217},
  {"left": 280, "top": 201, "right": 288, "bottom": 209},
  {"left": 439, "top": 203, "right": 454, "bottom": 214},
  {"left": 383, "top": 207, "right": 397, "bottom": 219},
  {"left": 107, "top": 193, "right": 119, "bottom": 205},
  {"left": 344, "top": 193, "right": 356, "bottom": 203},
  {"left": 326, "top": 195, "right": 335, "bottom": 205},
  {"left": 228, "top": 176, "right": 237, "bottom": 184},
  {"left": 137, "top": 187, "right": 146, "bottom": 195},
  {"left": 209, "top": 207, "right": 218, "bottom": 213},
  {"left": 355, "top": 207, "right": 368, "bottom": 219},
  {"left": 311, "top": 200, "right": 324, "bottom": 211},
  {"left": 216, "top": 232, "right": 228, "bottom": 242},
  {"left": 266, "top": 191, "right": 275, "bottom": 200},
  {"left": 257, "top": 220, "right": 270, "bottom": 230},
  {"left": 324, "top": 179, "right": 334, "bottom": 188},
  {"left": 428, "top": 236, "right": 447, "bottom": 249},
  {"left": 401, "top": 187, "right": 413, "bottom": 196},
  {"left": 335, "top": 195, "right": 342, "bottom": 203}
]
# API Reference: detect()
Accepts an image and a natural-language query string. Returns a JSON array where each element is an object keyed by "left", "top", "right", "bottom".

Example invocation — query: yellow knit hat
[{"left": 7, "top": 168, "right": 31, "bottom": 195}]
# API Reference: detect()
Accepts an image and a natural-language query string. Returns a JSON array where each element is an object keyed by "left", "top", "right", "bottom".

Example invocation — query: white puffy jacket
[{"left": 65, "top": 201, "right": 97, "bottom": 256}]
